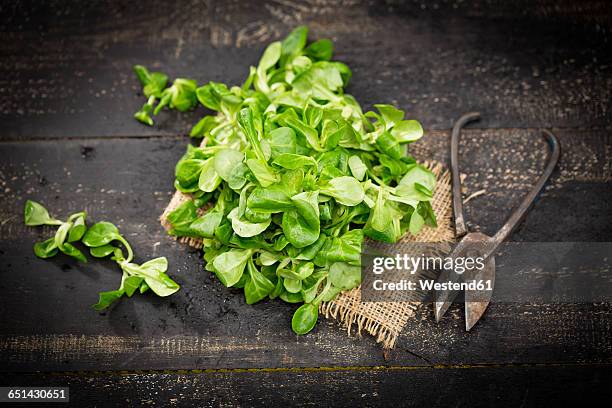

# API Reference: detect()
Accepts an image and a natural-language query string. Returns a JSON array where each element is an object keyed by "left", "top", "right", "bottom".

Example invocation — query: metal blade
[
  {"left": 433, "top": 239, "right": 471, "bottom": 321},
  {"left": 464, "top": 256, "right": 496, "bottom": 331},
  {"left": 434, "top": 232, "right": 493, "bottom": 322},
  {"left": 433, "top": 264, "right": 461, "bottom": 322}
]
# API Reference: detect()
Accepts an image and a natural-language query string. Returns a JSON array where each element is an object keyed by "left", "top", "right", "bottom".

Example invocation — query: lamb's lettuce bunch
[{"left": 135, "top": 26, "right": 436, "bottom": 334}]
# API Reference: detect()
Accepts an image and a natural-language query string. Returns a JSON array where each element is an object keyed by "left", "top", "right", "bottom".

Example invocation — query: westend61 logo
[
  {"left": 371, "top": 253, "right": 490, "bottom": 293},
  {"left": 360, "top": 241, "right": 494, "bottom": 302},
  {"left": 361, "top": 241, "right": 612, "bottom": 303}
]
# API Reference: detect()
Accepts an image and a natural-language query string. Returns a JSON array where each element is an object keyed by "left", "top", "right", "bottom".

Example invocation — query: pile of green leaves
[
  {"left": 24, "top": 200, "right": 180, "bottom": 310},
  {"left": 133, "top": 26, "right": 437, "bottom": 334}
]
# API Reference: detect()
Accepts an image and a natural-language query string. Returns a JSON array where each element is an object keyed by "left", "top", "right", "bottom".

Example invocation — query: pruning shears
[{"left": 434, "top": 112, "right": 560, "bottom": 330}]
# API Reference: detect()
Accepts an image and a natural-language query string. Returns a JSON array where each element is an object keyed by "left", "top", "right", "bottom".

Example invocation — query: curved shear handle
[
  {"left": 489, "top": 129, "right": 560, "bottom": 252},
  {"left": 451, "top": 114, "right": 561, "bottom": 257},
  {"left": 451, "top": 112, "right": 481, "bottom": 238}
]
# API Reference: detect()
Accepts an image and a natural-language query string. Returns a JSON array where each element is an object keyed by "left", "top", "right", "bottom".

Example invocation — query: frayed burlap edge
[
  {"left": 160, "top": 140, "right": 454, "bottom": 349},
  {"left": 319, "top": 161, "right": 453, "bottom": 349},
  {"left": 160, "top": 138, "right": 210, "bottom": 248}
]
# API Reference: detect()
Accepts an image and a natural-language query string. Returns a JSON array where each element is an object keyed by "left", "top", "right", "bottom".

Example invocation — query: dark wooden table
[{"left": 1, "top": 1, "right": 611, "bottom": 406}]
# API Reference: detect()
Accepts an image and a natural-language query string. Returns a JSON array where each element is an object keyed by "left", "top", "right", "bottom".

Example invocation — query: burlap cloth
[{"left": 161, "top": 139, "right": 454, "bottom": 349}]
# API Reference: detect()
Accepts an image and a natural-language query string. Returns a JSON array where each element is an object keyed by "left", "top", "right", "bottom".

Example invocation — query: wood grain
[
  {"left": 0, "top": 3, "right": 611, "bottom": 401},
  {"left": 411, "top": 128, "right": 612, "bottom": 240},
  {"left": 0, "top": 133, "right": 609, "bottom": 371},
  {"left": 1, "top": 0, "right": 611, "bottom": 140},
  {"left": 0, "top": 364, "right": 610, "bottom": 407}
]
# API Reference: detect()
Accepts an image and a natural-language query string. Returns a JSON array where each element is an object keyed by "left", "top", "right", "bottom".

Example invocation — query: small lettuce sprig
[
  {"left": 24, "top": 200, "right": 180, "bottom": 310},
  {"left": 133, "top": 65, "right": 197, "bottom": 126},
  {"left": 24, "top": 200, "right": 87, "bottom": 262},
  {"left": 82, "top": 222, "right": 180, "bottom": 310}
]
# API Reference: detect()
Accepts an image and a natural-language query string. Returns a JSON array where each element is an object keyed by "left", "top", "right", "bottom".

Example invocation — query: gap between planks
[
  {"left": 1, "top": 126, "right": 611, "bottom": 144},
  {"left": 4, "top": 361, "right": 612, "bottom": 378}
]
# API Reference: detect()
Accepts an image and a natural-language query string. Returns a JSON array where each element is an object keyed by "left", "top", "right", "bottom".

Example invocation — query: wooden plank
[
  {"left": 0, "top": 137, "right": 420, "bottom": 370},
  {"left": 412, "top": 128, "right": 612, "bottom": 240},
  {"left": 401, "top": 127, "right": 612, "bottom": 362},
  {"left": 0, "top": 131, "right": 610, "bottom": 371},
  {"left": 0, "top": 364, "right": 610, "bottom": 407},
  {"left": 0, "top": 137, "right": 412, "bottom": 371},
  {"left": 1, "top": 0, "right": 611, "bottom": 140}
]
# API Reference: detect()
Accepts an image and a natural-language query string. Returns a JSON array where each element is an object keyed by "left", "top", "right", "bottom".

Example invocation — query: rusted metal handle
[
  {"left": 487, "top": 129, "right": 561, "bottom": 255},
  {"left": 451, "top": 112, "right": 481, "bottom": 238}
]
